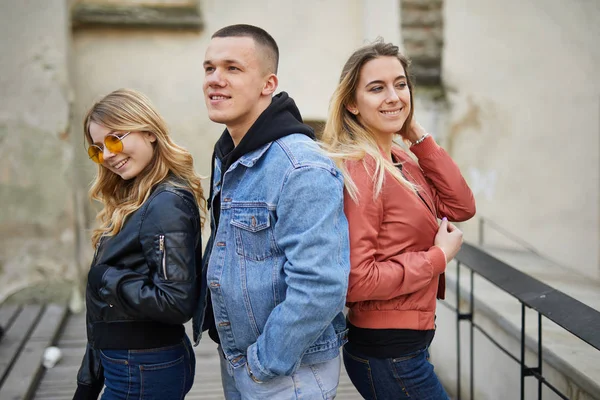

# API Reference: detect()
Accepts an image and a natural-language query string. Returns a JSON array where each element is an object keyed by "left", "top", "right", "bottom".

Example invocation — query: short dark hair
[{"left": 212, "top": 24, "right": 279, "bottom": 74}]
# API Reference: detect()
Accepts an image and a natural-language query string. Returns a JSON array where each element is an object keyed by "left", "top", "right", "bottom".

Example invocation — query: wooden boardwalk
[
  {"left": 0, "top": 304, "right": 69, "bottom": 400},
  {"left": 0, "top": 307, "right": 362, "bottom": 399}
]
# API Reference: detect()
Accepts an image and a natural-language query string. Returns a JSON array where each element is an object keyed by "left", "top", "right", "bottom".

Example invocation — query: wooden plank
[
  {"left": 34, "top": 315, "right": 86, "bottom": 400},
  {"left": 0, "top": 305, "right": 42, "bottom": 387},
  {"left": 28, "top": 305, "right": 68, "bottom": 342},
  {"left": 1, "top": 304, "right": 68, "bottom": 400},
  {"left": 34, "top": 347, "right": 83, "bottom": 399},
  {"left": 0, "top": 305, "right": 21, "bottom": 330}
]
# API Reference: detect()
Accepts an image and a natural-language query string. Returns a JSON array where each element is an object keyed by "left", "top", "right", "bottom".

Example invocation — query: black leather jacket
[{"left": 74, "top": 179, "right": 203, "bottom": 399}]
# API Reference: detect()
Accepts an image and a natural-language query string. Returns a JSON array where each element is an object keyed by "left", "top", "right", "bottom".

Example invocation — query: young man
[{"left": 199, "top": 24, "right": 350, "bottom": 399}]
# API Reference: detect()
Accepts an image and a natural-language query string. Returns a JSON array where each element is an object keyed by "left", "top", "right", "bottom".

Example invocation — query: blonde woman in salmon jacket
[{"left": 321, "top": 40, "right": 476, "bottom": 400}]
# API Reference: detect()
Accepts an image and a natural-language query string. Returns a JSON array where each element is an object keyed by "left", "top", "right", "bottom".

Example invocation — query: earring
[{"left": 351, "top": 110, "right": 358, "bottom": 115}]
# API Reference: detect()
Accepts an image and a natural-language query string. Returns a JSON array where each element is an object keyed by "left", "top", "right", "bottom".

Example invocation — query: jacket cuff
[
  {"left": 88, "top": 264, "right": 109, "bottom": 292},
  {"left": 246, "top": 342, "right": 274, "bottom": 383},
  {"left": 428, "top": 246, "right": 447, "bottom": 276},
  {"left": 73, "top": 382, "right": 102, "bottom": 400},
  {"left": 409, "top": 135, "right": 440, "bottom": 159}
]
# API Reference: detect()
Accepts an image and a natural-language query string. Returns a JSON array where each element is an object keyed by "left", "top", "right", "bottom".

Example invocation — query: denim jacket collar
[
  {"left": 235, "top": 141, "right": 274, "bottom": 169},
  {"left": 213, "top": 141, "right": 274, "bottom": 195}
]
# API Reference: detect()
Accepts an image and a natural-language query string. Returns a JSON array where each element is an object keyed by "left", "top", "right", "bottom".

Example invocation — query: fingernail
[{"left": 442, "top": 217, "right": 447, "bottom": 221}]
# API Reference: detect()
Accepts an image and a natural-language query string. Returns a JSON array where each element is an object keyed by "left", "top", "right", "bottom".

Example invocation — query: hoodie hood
[
  {"left": 214, "top": 91, "right": 315, "bottom": 168},
  {"left": 208, "top": 91, "right": 315, "bottom": 210}
]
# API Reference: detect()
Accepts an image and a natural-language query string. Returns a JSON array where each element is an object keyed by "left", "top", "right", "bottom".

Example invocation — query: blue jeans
[
  {"left": 99, "top": 336, "right": 195, "bottom": 400},
  {"left": 343, "top": 344, "right": 449, "bottom": 400},
  {"left": 218, "top": 347, "right": 340, "bottom": 399}
]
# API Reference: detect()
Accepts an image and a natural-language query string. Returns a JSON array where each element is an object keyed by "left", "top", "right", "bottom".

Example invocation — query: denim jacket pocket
[{"left": 231, "top": 207, "right": 277, "bottom": 261}]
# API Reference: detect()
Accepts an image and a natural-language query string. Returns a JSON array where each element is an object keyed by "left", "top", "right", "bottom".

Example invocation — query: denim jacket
[{"left": 198, "top": 133, "right": 350, "bottom": 382}]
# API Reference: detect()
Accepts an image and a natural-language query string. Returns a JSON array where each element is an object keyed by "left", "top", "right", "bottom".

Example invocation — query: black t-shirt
[{"left": 347, "top": 320, "right": 435, "bottom": 358}]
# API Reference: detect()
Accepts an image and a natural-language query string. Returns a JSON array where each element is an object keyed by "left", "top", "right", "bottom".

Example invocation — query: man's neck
[
  {"left": 228, "top": 101, "right": 271, "bottom": 147},
  {"left": 228, "top": 126, "right": 249, "bottom": 147}
]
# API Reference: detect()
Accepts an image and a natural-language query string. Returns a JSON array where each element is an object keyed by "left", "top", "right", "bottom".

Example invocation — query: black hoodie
[
  {"left": 205, "top": 92, "right": 315, "bottom": 343},
  {"left": 209, "top": 92, "right": 315, "bottom": 222}
]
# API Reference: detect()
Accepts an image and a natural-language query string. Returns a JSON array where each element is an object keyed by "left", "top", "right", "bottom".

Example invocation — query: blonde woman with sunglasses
[{"left": 74, "top": 89, "right": 207, "bottom": 400}]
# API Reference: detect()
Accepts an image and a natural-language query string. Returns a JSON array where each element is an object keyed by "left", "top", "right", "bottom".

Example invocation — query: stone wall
[
  {"left": 67, "top": 0, "right": 372, "bottom": 285},
  {"left": 401, "top": 0, "right": 444, "bottom": 86},
  {"left": 0, "top": 0, "right": 401, "bottom": 304},
  {"left": 443, "top": 0, "right": 600, "bottom": 279},
  {"left": 0, "top": 0, "right": 76, "bottom": 303}
]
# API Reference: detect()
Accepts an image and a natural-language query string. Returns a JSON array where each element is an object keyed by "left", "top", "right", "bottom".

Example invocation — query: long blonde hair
[
  {"left": 83, "top": 89, "right": 206, "bottom": 247},
  {"left": 321, "top": 40, "right": 416, "bottom": 202}
]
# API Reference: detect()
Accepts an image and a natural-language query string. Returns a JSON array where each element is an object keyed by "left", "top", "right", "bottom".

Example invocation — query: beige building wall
[
  {"left": 0, "top": 0, "right": 76, "bottom": 302},
  {"left": 443, "top": 0, "right": 600, "bottom": 279},
  {"left": 69, "top": 0, "right": 402, "bottom": 275},
  {"left": 72, "top": 0, "right": 361, "bottom": 168},
  {"left": 3, "top": 0, "right": 596, "bottom": 297},
  {"left": 0, "top": 0, "right": 404, "bottom": 303}
]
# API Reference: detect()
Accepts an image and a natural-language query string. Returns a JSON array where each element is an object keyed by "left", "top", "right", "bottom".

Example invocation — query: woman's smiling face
[
  {"left": 350, "top": 56, "right": 412, "bottom": 141},
  {"left": 89, "top": 121, "right": 156, "bottom": 180}
]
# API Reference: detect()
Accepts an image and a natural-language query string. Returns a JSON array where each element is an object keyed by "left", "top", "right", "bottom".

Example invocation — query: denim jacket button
[
  {"left": 210, "top": 282, "right": 220, "bottom": 288},
  {"left": 216, "top": 242, "right": 226, "bottom": 247},
  {"left": 223, "top": 198, "right": 232, "bottom": 202},
  {"left": 218, "top": 321, "right": 230, "bottom": 327}
]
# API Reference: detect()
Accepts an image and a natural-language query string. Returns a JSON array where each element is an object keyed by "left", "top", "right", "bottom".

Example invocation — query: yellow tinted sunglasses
[{"left": 87, "top": 131, "right": 132, "bottom": 164}]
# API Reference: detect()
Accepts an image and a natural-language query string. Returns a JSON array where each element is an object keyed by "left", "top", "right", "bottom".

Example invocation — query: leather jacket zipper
[{"left": 159, "top": 235, "right": 167, "bottom": 279}]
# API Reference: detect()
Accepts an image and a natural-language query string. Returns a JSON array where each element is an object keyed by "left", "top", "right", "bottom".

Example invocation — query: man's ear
[{"left": 262, "top": 74, "right": 278, "bottom": 96}]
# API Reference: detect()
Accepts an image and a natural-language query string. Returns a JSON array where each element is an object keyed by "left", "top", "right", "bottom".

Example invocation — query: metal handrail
[
  {"left": 458, "top": 243, "right": 600, "bottom": 350},
  {"left": 445, "top": 242, "right": 600, "bottom": 400}
]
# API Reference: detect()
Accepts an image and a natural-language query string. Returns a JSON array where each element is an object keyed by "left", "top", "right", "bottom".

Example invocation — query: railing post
[
  {"left": 456, "top": 262, "right": 476, "bottom": 400},
  {"left": 456, "top": 261, "right": 462, "bottom": 400},
  {"left": 538, "top": 313, "right": 543, "bottom": 400},
  {"left": 470, "top": 270, "right": 474, "bottom": 400},
  {"left": 478, "top": 218, "right": 484, "bottom": 246},
  {"left": 520, "top": 303, "right": 526, "bottom": 400}
]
